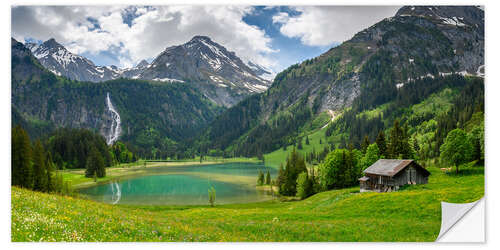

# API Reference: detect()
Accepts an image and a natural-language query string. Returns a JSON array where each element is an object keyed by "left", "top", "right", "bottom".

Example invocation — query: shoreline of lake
[
  {"left": 77, "top": 162, "right": 277, "bottom": 206},
  {"left": 61, "top": 158, "right": 263, "bottom": 189}
]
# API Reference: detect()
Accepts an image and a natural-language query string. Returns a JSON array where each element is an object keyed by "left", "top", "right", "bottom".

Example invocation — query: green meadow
[
  {"left": 11, "top": 165, "right": 483, "bottom": 242},
  {"left": 265, "top": 122, "right": 330, "bottom": 169}
]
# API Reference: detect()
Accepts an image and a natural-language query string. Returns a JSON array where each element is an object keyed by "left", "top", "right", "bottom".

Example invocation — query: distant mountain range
[
  {"left": 25, "top": 36, "right": 272, "bottom": 107},
  {"left": 12, "top": 5, "right": 485, "bottom": 159}
]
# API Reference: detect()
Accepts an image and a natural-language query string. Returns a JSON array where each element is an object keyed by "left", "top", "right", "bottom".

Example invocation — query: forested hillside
[
  {"left": 12, "top": 38, "right": 223, "bottom": 159},
  {"left": 198, "top": 6, "right": 484, "bottom": 158}
]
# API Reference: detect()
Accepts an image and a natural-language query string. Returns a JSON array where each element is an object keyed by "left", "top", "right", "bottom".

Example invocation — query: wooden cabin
[{"left": 359, "top": 159, "right": 430, "bottom": 192}]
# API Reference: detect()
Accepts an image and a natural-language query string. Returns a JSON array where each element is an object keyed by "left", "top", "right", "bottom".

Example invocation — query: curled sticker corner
[{"left": 436, "top": 198, "right": 483, "bottom": 241}]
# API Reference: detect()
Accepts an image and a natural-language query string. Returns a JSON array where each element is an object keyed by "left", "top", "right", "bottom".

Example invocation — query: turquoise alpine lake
[{"left": 79, "top": 162, "right": 277, "bottom": 205}]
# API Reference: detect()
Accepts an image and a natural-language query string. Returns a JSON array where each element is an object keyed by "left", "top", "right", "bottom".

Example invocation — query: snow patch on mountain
[
  {"left": 395, "top": 70, "right": 484, "bottom": 88},
  {"left": 245, "top": 61, "right": 275, "bottom": 81},
  {"left": 48, "top": 69, "right": 62, "bottom": 76},
  {"left": 209, "top": 75, "right": 224, "bottom": 83},
  {"left": 152, "top": 77, "right": 184, "bottom": 83},
  {"left": 441, "top": 16, "right": 466, "bottom": 26}
]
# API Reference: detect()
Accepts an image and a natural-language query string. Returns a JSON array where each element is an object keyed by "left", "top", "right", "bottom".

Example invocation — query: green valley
[
  {"left": 10, "top": 5, "right": 485, "bottom": 243},
  {"left": 12, "top": 165, "right": 483, "bottom": 241}
]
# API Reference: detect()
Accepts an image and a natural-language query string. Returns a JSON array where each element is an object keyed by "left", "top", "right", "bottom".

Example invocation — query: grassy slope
[
  {"left": 264, "top": 127, "right": 327, "bottom": 169},
  {"left": 12, "top": 166, "right": 483, "bottom": 242},
  {"left": 264, "top": 111, "right": 333, "bottom": 169},
  {"left": 264, "top": 88, "right": 459, "bottom": 169}
]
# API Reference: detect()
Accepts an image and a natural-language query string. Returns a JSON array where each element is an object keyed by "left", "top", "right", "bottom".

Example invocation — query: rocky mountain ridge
[
  {"left": 12, "top": 38, "right": 223, "bottom": 158},
  {"left": 25, "top": 36, "right": 272, "bottom": 107}
]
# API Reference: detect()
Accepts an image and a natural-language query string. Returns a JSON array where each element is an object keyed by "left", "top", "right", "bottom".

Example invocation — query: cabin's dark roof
[{"left": 363, "top": 159, "right": 430, "bottom": 177}]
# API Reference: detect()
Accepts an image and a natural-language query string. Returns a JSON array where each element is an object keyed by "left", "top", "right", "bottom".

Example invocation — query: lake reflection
[{"left": 79, "top": 162, "right": 276, "bottom": 205}]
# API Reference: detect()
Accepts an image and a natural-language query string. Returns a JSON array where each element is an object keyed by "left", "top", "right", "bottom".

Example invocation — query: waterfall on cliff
[{"left": 105, "top": 92, "right": 121, "bottom": 145}]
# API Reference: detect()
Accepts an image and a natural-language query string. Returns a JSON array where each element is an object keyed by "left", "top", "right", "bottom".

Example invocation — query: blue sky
[
  {"left": 78, "top": 6, "right": 337, "bottom": 71},
  {"left": 242, "top": 6, "right": 335, "bottom": 70},
  {"left": 12, "top": 6, "right": 399, "bottom": 74}
]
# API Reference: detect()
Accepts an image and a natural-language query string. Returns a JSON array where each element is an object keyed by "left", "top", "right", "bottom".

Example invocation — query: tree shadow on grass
[{"left": 446, "top": 165, "right": 484, "bottom": 177}]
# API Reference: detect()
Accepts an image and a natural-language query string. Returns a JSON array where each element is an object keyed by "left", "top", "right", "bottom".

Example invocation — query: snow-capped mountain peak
[
  {"left": 137, "top": 35, "right": 272, "bottom": 106},
  {"left": 23, "top": 36, "right": 272, "bottom": 107},
  {"left": 25, "top": 38, "right": 121, "bottom": 81},
  {"left": 136, "top": 59, "right": 149, "bottom": 68}
]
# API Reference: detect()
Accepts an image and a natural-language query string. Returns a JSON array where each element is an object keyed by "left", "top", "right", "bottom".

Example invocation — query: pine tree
[
  {"left": 468, "top": 126, "right": 484, "bottom": 163},
  {"left": 265, "top": 170, "right": 271, "bottom": 185},
  {"left": 387, "top": 120, "right": 412, "bottom": 159},
  {"left": 12, "top": 126, "right": 33, "bottom": 188},
  {"left": 32, "top": 140, "right": 47, "bottom": 191},
  {"left": 361, "top": 135, "right": 370, "bottom": 154},
  {"left": 402, "top": 123, "right": 413, "bottom": 159},
  {"left": 45, "top": 151, "right": 55, "bottom": 192},
  {"left": 85, "top": 147, "right": 105, "bottom": 178},
  {"left": 95, "top": 150, "right": 106, "bottom": 178},
  {"left": 297, "top": 138, "right": 303, "bottom": 150},
  {"left": 11, "top": 127, "right": 20, "bottom": 186},
  {"left": 85, "top": 152, "right": 96, "bottom": 178},
  {"left": 388, "top": 120, "right": 401, "bottom": 158},
  {"left": 296, "top": 172, "right": 313, "bottom": 199},
  {"left": 376, "top": 130, "right": 387, "bottom": 158},
  {"left": 305, "top": 136, "right": 310, "bottom": 145},
  {"left": 257, "top": 170, "right": 264, "bottom": 185},
  {"left": 276, "top": 163, "right": 285, "bottom": 190},
  {"left": 279, "top": 148, "right": 307, "bottom": 196}
]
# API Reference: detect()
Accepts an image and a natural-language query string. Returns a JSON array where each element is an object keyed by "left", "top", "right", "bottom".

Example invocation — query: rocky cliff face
[
  {"left": 120, "top": 60, "right": 150, "bottom": 79},
  {"left": 11, "top": 38, "right": 47, "bottom": 83},
  {"left": 12, "top": 39, "right": 222, "bottom": 149},
  {"left": 137, "top": 36, "right": 271, "bottom": 107},
  {"left": 13, "top": 38, "right": 116, "bottom": 138},
  {"left": 268, "top": 5, "right": 484, "bottom": 115}
]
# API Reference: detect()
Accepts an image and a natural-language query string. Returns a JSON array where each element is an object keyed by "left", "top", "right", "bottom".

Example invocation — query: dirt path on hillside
[{"left": 321, "top": 110, "right": 337, "bottom": 129}]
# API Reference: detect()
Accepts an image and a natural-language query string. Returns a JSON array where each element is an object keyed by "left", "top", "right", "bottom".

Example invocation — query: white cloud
[
  {"left": 273, "top": 6, "right": 400, "bottom": 46},
  {"left": 12, "top": 6, "right": 278, "bottom": 69},
  {"left": 272, "top": 12, "right": 289, "bottom": 23}
]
